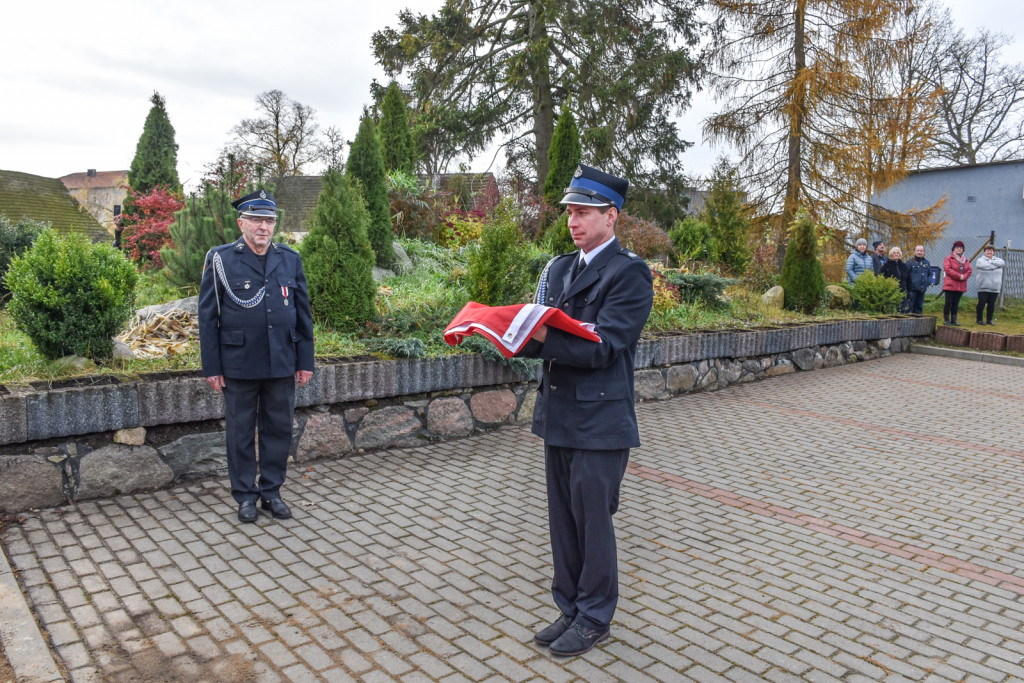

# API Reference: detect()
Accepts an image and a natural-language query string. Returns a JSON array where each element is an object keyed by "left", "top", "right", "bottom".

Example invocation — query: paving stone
[{"left": 5, "top": 354, "right": 1024, "bottom": 682}]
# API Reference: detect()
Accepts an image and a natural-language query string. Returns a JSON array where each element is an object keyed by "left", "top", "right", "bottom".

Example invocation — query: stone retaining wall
[{"left": 0, "top": 317, "right": 936, "bottom": 514}]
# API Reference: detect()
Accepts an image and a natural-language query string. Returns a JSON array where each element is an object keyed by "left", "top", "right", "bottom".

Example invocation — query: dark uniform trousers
[
  {"left": 545, "top": 445, "right": 630, "bottom": 631},
  {"left": 521, "top": 237, "right": 654, "bottom": 633},
  {"left": 222, "top": 375, "right": 295, "bottom": 504}
]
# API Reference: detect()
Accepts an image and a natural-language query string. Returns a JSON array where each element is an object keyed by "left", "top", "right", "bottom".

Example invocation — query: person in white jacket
[{"left": 974, "top": 244, "right": 1005, "bottom": 325}]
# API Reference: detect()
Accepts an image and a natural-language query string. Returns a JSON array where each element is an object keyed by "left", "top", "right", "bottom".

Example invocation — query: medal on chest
[{"left": 282, "top": 285, "right": 289, "bottom": 306}]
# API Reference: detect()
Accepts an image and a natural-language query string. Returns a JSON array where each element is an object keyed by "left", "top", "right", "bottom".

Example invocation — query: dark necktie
[{"left": 571, "top": 255, "right": 585, "bottom": 282}]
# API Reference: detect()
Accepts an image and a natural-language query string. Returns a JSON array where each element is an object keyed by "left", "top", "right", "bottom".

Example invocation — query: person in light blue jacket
[{"left": 846, "top": 238, "right": 872, "bottom": 284}]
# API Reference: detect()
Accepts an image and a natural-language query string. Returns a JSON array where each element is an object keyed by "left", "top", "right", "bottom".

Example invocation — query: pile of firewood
[{"left": 117, "top": 310, "right": 197, "bottom": 359}]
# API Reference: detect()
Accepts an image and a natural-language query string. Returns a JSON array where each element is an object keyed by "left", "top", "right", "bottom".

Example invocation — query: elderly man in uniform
[
  {"left": 518, "top": 164, "right": 654, "bottom": 656},
  {"left": 198, "top": 189, "right": 314, "bottom": 523}
]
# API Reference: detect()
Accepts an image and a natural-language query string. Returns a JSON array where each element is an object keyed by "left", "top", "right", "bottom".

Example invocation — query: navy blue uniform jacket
[
  {"left": 520, "top": 238, "right": 653, "bottom": 450},
  {"left": 198, "top": 239, "right": 315, "bottom": 380}
]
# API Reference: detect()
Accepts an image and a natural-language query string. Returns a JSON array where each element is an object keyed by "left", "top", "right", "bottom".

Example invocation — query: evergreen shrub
[
  {"left": 0, "top": 214, "right": 47, "bottom": 304},
  {"left": 466, "top": 199, "right": 537, "bottom": 306},
  {"left": 665, "top": 271, "right": 735, "bottom": 309},
  {"left": 301, "top": 169, "right": 377, "bottom": 330},
  {"left": 160, "top": 183, "right": 246, "bottom": 290},
  {"left": 669, "top": 216, "right": 714, "bottom": 263},
  {"left": 540, "top": 212, "right": 574, "bottom": 255},
  {"left": 849, "top": 271, "right": 904, "bottom": 313},
  {"left": 5, "top": 229, "right": 138, "bottom": 360},
  {"left": 778, "top": 210, "right": 826, "bottom": 313}
]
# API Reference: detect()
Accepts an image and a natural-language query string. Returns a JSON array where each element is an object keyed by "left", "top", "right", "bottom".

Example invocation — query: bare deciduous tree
[
  {"left": 929, "top": 28, "right": 1024, "bottom": 165},
  {"left": 232, "top": 90, "right": 320, "bottom": 177}
]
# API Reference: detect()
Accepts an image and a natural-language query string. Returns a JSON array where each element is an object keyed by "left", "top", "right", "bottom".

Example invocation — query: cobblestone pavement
[{"left": 3, "top": 353, "right": 1024, "bottom": 682}]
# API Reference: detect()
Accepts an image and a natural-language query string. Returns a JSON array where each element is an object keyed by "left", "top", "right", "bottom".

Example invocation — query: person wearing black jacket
[
  {"left": 905, "top": 245, "right": 932, "bottom": 314},
  {"left": 879, "top": 246, "right": 910, "bottom": 312}
]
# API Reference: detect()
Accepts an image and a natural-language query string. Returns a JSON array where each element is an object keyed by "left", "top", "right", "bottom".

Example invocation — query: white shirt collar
[{"left": 580, "top": 236, "right": 616, "bottom": 265}]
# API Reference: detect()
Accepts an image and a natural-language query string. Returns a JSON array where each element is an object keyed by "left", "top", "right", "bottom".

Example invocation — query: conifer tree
[
  {"left": 347, "top": 112, "right": 394, "bottom": 268},
  {"left": 701, "top": 158, "right": 752, "bottom": 275},
  {"left": 300, "top": 168, "right": 376, "bottom": 330},
  {"left": 778, "top": 209, "right": 826, "bottom": 314},
  {"left": 542, "top": 104, "right": 581, "bottom": 210},
  {"left": 127, "top": 92, "right": 181, "bottom": 195},
  {"left": 379, "top": 82, "right": 416, "bottom": 175},
  {"left": 159, "top": 185, "right": 242, "bottom": 289}
]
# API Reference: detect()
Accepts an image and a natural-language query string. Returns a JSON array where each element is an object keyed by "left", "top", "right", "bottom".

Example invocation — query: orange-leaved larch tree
[{"left": 704, "top": 0, "right": 939, "bottom": 264}]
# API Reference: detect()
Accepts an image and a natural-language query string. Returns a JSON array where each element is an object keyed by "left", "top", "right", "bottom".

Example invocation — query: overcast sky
[{"left": 1, "top": 0, "right": 1021, "bottom": 192}]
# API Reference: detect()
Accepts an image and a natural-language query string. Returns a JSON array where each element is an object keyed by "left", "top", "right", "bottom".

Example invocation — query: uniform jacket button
[
  {"left": 550, "top": 385, "right": 557, "bottom": 391},
  {"left": 599, "top": 392, "right": 605, "bottom": 397}
]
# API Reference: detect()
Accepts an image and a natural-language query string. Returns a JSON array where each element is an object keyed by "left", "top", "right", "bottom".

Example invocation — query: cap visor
[
  {"left": 559, "top": 192, "right": 611, "bottom": 207},
  {"left": 240, "top": 208, "right": 277, "bottom": 217}
]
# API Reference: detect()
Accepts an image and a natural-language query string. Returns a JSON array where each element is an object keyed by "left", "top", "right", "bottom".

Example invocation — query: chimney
[{"left": 87, "top": 169, "right": 96, "bottom": 177}]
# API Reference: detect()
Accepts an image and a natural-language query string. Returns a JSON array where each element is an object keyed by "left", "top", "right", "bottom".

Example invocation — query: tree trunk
[
  {"left": 778, "top": 0, "right": 808, "bottom": 268},
  {"left": 528, "top": 0, "right": 554, "bottom": 192}
]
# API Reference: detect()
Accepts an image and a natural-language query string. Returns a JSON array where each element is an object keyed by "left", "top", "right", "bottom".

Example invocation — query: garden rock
[
  {"left": 112, "top": 339, "right": 135, "bottom": 360},
  {"left": 666, "top": 365, "right": 699, "bottom": 393},
  {"left": 764, "top": 359, "right": 794, "bottom": 377},
  {"left": 158, "top": 432, "right": 226, "bottom": 479},
  {"left": 355, "top": 406, "right": 422, "bottom": 450},
  {"left": 372, "top": 265, "right": 396, "bottom": 282},
  {"left": 792, "top": 348, "right": 816, "bottom": 371},
  {"left": 470, "top": 390, "right": 517, "bottom": 425},
  {"left": 392, "top": 241, "right": 414, "bottom": 275},
  {"left": 427, "top": 397, "right": 474, "bottom": 437},
  {"left": 516, "top": 389, "right": 537, "bottom": 424},
  {"left": 114, "top": 427, "right": 146, "bottom": 446},
  {"left": 762, "top": 286, "right": 784, "bottom": 308},
  {"left": 634, "top": 369, "right": 667, "bottom": 400},
  {"left": 296, "top": 413, "right": 351, "bottom": 461},
  {"left": 78, "top": 444, "right": 173, "bottom": 500},
  {"left": 826, "top": 285, "right": 852, "bottom": 309},
  {"left": 823, "top": 346, "right": 845, "bottom": 367},
  {"left": 0, "top": 455, "right": 64, "bottom": 513}
]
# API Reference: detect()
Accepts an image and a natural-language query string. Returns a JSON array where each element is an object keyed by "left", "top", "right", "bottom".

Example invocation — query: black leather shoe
[
  {"left": 549, "top": 623, "right": 610, "bottom": 656},
  {"left": 238, "top": 501, "right": 258, "bottom": 523},
  {"left": 534, "top": 614, "right": 573, "bottom": 646},
  {"left": 261, "top": 498, "right": 292, "bottom": 519},
  {"left": 951, "top": 321, "right": 962, "bottom": 326}
]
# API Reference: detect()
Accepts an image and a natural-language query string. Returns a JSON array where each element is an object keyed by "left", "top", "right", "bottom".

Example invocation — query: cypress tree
[
  {"left": 347, "top": 112, "right": 394, "bottom": 268},
  {"left": 778, "top": 209, "right": 826, "bottom": 313},
  {"left": 127, "top": 92, "right": 181, "bottom": 195},
  {"left": 378, "top": 82, "right": 416, "bottom": 175},
  {"left": 542, "top": 104, "right": 582, "bottom": 210},
  {"left": 301, "top": 168, "right": 376, "bottom": 330}
]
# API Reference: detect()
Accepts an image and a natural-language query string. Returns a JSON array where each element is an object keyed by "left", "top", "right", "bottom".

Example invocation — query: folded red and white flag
[{"left": 444, "top": 302, "right": 600, "bottom": 358}]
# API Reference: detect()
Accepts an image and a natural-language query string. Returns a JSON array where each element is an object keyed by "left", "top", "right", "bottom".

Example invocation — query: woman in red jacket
[{"left": 942, "top": 240, "right": 972, "bottom": 326}]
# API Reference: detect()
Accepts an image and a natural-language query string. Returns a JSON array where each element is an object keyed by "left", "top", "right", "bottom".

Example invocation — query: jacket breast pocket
[{"left": 220, "top": 328, "right": 244, "bottom": 346}]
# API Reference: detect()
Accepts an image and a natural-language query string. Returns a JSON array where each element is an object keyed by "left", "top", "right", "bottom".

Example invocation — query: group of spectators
[{"left": 846, "top": 239, "right": 1006, "bottom": 325}]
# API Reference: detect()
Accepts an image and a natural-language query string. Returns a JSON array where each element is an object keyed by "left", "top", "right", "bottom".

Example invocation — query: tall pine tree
[
  {"left": 300, "top": 168, "right": 376, "bottom": 330},
  {"left": 347, "top": 112, "right": 394, "bottom": 268},
  {"left": 159, "top": 184, "right": 243, "bottom": 289},
  {"left": 379, "top": 82, "right": 416, "bottom": 175},
  {"left": 128, "top": 92, "right": 181, "bottom": 195},
  {"left": 542, "top": 104, "right": 581, "bottom": 210}
]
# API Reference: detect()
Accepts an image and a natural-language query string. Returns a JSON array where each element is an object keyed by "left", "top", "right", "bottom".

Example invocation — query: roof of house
[
  {"left": 60, "top": 170, "right": 128, "bottom": 190},
  {"left": 0, "top": 170, "right": 109, "bottom": 241},
  {"left": 908, "top": 158, "right": 1024, "bottom": 177}
]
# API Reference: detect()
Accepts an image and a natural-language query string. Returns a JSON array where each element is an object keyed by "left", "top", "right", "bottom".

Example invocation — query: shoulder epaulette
[
  {"left": 274, "top": 242, "right": 299, "bottom": 254},
  {"left": 618, "top": 247, "right": 641, "bottom": 259}
]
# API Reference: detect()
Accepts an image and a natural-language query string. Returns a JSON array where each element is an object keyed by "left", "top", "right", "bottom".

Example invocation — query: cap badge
[
  {"left": 259, "top": 189, "right": 267, "bottom": 199},
  {"left": 573, "top": 166, "right": 583, "bottom": 178}
]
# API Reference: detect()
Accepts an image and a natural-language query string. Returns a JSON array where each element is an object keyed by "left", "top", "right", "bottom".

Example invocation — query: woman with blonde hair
[{"left": 880, "top": 246, "right": 910, "bottom": 312}]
